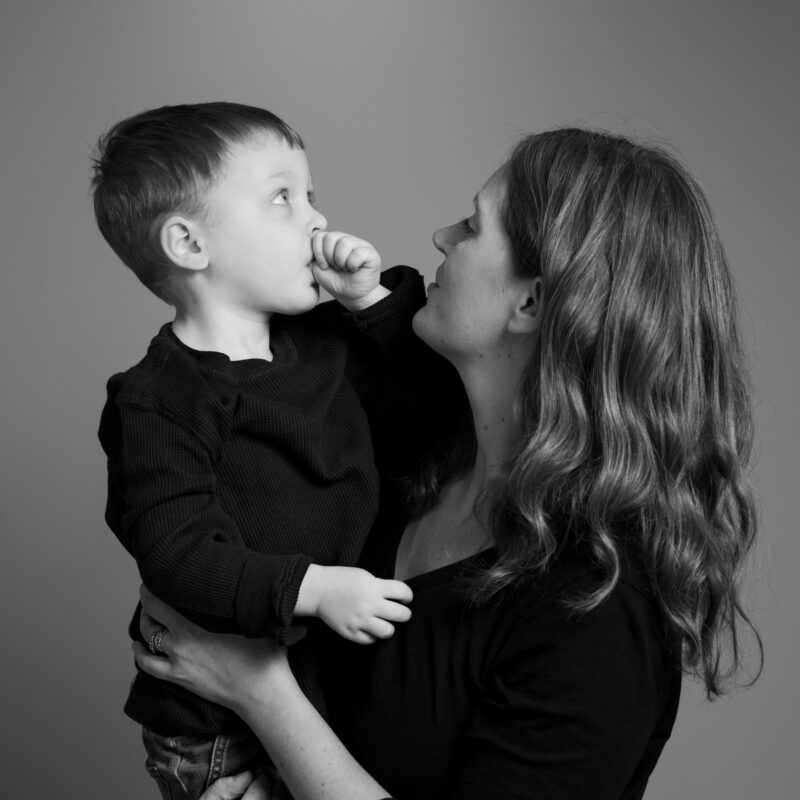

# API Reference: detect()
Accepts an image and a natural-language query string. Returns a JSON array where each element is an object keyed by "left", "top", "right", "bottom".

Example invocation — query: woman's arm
[
  {"left": 439, "top": 580, "right": 680, "bottom": 800},
  {"left": 136, "top": 579, "right": 676, "bottom": 800},
  {"left": 135, "top": 586, "right": 392, "bottom": 800}
]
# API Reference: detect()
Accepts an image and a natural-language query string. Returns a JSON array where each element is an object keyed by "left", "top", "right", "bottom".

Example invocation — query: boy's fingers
[
  {"left": 379, "top": 600, "right": 412, "bottom": 623},
  {"left": 380, "top": 579, "right": 414, "bottom": 603},
  {"left": 311, "top": 233, "right": 327, "bottom": 269},
  {"left": 351, "top": 629, "right": 377, "bottom": 646},
  {"left": 311, "top": 262, "right": 333, "bottom": 287},
  {"left": 322, "top": 231, "right": 346, "bottom": 265},
  {"left": 333, "top": 234, "right": 374, "bottom": 270},
  {"left": 344, "top": 247, "right": 375, "bottom": 272},
  {"left": 311, "top": 231, "right": 379, "bottom": 274},
  {"left": 365, "top": 618, "right": 396, "bottom": 640},
  {"left": 333, "top": 236, "right": 358, "bottom": 269},
  {"left": 313, "top": 265, "right": 355, "bottom": 300}
]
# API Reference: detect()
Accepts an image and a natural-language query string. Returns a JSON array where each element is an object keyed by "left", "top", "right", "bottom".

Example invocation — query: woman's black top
[{"left": 322, "top": 487, "right": 682, "bottom": 800}]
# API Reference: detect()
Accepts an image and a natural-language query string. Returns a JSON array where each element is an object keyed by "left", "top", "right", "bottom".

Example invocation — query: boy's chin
[{"left": 284, "top": 285, "right": 321, "bottom": 315}]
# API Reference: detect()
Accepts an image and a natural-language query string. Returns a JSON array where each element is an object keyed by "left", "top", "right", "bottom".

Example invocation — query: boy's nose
[{"left": 310, "top": 207, "right": 327, "bottom": 233}]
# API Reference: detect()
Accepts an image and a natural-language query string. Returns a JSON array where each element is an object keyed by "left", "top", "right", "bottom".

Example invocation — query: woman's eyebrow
[{"left": 472, "top": 195, "right": 483, "bottom": 225}]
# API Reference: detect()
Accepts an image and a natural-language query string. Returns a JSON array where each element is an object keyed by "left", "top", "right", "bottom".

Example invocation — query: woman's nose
[{"left": 432, "top": 226, "right": 449, "bottom": 253}]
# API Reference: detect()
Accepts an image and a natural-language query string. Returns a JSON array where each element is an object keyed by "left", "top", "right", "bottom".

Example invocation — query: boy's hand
[
  {"left": 311, "top": 231, "right": 390, "bottom": 312},
  {"left": 295, "top": 564, "right": 413, "bottom": 644}
]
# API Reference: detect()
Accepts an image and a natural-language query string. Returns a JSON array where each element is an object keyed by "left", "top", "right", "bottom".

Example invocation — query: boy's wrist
[
  {"left": 339, "top": 285, "right": 391, "bottom": 313},
  {"left": 294, "top": 563, "right": 325, "bottom": 617}
]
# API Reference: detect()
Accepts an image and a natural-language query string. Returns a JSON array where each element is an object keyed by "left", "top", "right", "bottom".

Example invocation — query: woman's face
[{"left": 412, "top": 164, "right": 528, "bottom": 361}]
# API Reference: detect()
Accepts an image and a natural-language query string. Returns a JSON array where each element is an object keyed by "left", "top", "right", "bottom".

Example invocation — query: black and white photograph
[{"left": 2, "top": 2, "right": 797, "bottom": 798}]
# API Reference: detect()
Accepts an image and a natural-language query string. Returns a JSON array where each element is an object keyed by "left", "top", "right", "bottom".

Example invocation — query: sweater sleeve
[
  {"left": 102, "top": 400, "right": 311, "bottom": 642},
  {"left": 341, "top": 266, "right": 426, "bottom": 358},
  {"left": 340, "top": 265, "right": 468, "bottom": 478},
  {"left": 445, "top": 585, "right": 677, "bottom": 800}
]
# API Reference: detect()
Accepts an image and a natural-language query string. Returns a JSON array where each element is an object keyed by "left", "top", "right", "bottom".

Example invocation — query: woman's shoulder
[{"left": 497, "top": 543, "right": 671, "bottom": 657}]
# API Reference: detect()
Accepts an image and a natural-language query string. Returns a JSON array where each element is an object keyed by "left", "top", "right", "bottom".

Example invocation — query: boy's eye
[
  {"left": 272, "top": 189, "right": 290, "bottom": 204},
  {"left": 307, "top": 190, "right": 317, "bottom": 207}
]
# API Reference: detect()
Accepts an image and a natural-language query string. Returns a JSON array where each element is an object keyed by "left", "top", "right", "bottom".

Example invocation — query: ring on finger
[{"left": 147, "top": 628, "right": 168, "bottom": 656}]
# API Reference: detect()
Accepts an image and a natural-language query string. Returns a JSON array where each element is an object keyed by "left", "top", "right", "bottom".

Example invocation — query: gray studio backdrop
[{"left": 2, "top": 2, "right": 797, "bottom": 798}]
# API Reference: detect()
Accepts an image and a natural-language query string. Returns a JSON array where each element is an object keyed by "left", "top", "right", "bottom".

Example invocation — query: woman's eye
[
  {"left": 458, "top": 217, "right": 474, "bottom": 234},
  {"left": 272, "top": 189, "right": 290, "bottom": 204}
]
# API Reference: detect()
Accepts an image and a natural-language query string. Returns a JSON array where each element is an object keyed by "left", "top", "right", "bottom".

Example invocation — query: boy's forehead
[{"left": 223, "top": 136, "right": 310, "bottom": 183}]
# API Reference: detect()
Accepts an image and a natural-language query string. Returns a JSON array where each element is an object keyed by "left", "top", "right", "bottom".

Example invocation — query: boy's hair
[{"left": 90, "top": 102, "right": 304, "bottom": 302}]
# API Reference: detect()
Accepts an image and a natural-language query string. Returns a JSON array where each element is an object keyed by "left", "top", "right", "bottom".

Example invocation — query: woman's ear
[
  {"left": 160, "top": 215, "right": 208, "bottom": 271},
  {"left": 508, "top": 277, "right": 543, "bottom": 334}
]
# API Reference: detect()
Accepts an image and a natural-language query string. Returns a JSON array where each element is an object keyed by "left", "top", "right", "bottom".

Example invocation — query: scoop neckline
[{"left": 396, "top": 547, "right": 497, "bottom": 589}]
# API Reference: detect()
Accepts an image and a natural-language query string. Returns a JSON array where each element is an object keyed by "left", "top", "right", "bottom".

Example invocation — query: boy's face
[{"left": 198, "top": 135, "right": 327, "bottom": 317}]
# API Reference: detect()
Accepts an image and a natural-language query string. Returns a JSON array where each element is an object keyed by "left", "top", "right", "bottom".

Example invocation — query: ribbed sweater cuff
[
  {"left": 341, "top": 265, "right": 424, "bottom": 332},
  {"left": 235, "top": 552, "right": 313, "bottom": 640}
]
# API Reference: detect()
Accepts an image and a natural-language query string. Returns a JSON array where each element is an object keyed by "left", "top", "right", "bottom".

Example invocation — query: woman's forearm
[
  {"left": 134, "top": 587, "right": 392, "bottom": 798},
  {"left": 235, "top": 670, "right": 390, "bottom": 800}
]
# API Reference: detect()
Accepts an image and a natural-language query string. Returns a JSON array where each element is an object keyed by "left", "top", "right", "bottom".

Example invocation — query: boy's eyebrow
[{"left": 264, "top": 168, "right": 314, "bottom": 188}]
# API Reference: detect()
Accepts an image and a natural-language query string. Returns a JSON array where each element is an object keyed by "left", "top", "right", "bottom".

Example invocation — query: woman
[{"left": 135, "top": 128, "right": 760, "bottom": 799}]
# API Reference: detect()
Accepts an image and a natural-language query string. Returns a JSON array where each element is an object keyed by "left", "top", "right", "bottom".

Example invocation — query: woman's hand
[
  {"left": 133, "top": 585, "right": 290, "bottom": 716},
  {"left": 198, "top": 768, "right": 276, "bottom": 800},
  {"left": 136, "top": 585, "right": 391, "bottom": 800},
  {"left": 198, "top": 771, "right": 258, "bottom": 800}
]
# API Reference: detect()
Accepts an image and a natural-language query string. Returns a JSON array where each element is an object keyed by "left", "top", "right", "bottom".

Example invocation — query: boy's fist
[
  {"left": 312, "top": 231, "right": 381, "bottom": 274},
  {"left": 311, "top": 231, "right": 389, "bottom": 311},
  {"left": 295, "top": 564, "right": 413, "bottom": 645}
]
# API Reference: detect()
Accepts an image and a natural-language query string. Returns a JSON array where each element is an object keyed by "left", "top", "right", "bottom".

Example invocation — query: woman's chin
[
  {"left": 411, "top": 305, "right": 433, "bottom": 341},
  {"left": 412, "top": 306, "right": 451, "bottom": 358}
]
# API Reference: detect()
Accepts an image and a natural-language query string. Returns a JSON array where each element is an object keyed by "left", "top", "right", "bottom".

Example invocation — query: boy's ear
[
  {"left": 507, "top": 277, "right": 543, "bottom": 335},
  {"left": 160, "top": 215, "right": 208, "bottom": 271}
]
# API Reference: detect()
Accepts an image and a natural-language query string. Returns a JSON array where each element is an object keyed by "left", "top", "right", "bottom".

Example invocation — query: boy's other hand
[
  {"left": 295, "top": 564, "right": 413, "bottom": 645},
  {"left": 311, "top": 231, "right": 389, "bottom": 312}
]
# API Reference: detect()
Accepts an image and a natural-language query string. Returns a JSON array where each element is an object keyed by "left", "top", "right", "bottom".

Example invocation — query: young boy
[{"left": 93, "top": 102, "right": 419, "bottom": 799}]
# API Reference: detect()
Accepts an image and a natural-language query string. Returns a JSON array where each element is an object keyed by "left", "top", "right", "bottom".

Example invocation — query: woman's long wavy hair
[{"left": 411, "top": 128, "right": 761, "bottom": 698}]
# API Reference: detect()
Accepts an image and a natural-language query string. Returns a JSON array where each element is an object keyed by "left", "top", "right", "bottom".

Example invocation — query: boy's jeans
[{"left": 142, "top": 726, "right": 292, "bottom": 800}]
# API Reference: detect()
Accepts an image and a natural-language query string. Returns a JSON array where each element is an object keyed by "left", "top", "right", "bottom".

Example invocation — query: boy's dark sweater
[{"left": 99, "top": 267, "right": 443, "bottom": 736}]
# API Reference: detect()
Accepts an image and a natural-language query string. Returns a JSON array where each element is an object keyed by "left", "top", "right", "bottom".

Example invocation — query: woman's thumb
[{"left": 198, "top": 770, "right": 253, "bottom": 800}]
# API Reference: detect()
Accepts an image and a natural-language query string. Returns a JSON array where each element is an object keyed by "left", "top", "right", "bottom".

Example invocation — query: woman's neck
[
  {"left": 455, "top": 348, "right": 528, "bottom": 484},
  {"left": 394, "top": 351, "right": 526, "bottom": 580}
]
